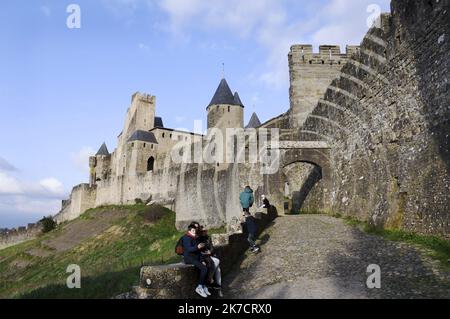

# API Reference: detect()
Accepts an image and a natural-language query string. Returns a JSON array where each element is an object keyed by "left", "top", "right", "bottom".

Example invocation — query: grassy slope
[{"left": 0, "top": 204, "right": 224, "bottom": 299}]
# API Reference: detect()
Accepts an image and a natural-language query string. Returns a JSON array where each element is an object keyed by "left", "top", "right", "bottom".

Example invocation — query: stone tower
[
  {"left": 121, "top": 92, "right": 156, "bottom": 144},
  {"left": 89, "top": 142, "right": 111, "bottom": 186},
  {"left": 207, "top": 78, "right": 244, "bottom": 131},
  {"left": 288, "top": 45, "right": 359, "bottom": 128}
]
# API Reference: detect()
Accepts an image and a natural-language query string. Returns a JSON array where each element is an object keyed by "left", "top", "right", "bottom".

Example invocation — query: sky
[{"left": 0, "top": 0, "right": 391, "bottom": 228}]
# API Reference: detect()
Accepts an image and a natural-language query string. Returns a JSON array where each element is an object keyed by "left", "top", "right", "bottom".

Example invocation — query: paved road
[{"left": 223, "top": 215, "right": 450, "bottom": 299}]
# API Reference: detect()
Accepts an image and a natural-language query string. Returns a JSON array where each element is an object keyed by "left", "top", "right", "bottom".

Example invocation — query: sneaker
[
  {"left": 211, "top": 283, "right": 222, "bottom": 290},
  {"left": 252, "top": 247, "right": 260, "bottom": 254},
  {"left": 195, "top": 286, "right": 208, "bottom": 298},
  {"left": 203, "top": 286, "right": 211, "bottom": 296},
  {"left": 218, "top": 289, "right": 224, "bottom": 298}
]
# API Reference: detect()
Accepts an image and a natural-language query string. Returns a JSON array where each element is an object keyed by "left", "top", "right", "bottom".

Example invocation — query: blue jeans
[
  {"left": 184, "top": 256, "right": 208, "bottom": 286},
  {"left": 248, "top": 233, "right": 256, "bottom": 248}
]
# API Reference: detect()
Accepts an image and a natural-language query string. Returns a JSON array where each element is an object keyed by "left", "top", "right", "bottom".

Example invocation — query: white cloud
[
  {"left": 0, "top": 171, "right": 66, "bottom": 198},
  {"left": 0, "top": 195, "right": 61, "bottom": 228},
  {"left": 0, "top": 172, "right": 67, "bottom": 227},
  {"left": 71, "top": 147, "right": 95, "bottom": 173},
  {"left": 0, "top": 172, "right": 22, "bottom": 195},
  {"left": 157, "top": 0, "right": 391, "bottom": 89},
  {"left": 39, "top": 178, "right": 65, "bottom": 197},
  {"left": 0, "top": 157, "right": 17, "bottom": 172},
  {"left": 4, "top": 196, "right": 61, "bottom": 215},
  {"left": 311, "top": 0, "right": 391, "bottom": 48},
  {"left": 40, "top": 5, "right": 51, "bottom": 17}
]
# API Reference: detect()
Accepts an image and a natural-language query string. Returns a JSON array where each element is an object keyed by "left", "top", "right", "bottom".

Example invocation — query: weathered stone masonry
[
  {"left": 298, "top": 0, "right": 449, "bottom": 237},
  {"left": 52, "top": 0, "right": 448, "bottom": 239}
]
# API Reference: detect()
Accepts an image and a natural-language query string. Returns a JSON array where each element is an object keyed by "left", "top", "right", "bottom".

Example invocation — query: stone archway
[
  {"left": 264, "top": 146, "right": 331, "bottom": 215},
  {"left": 282, "top": 161, "right": 323, "bottom": 214},
  {"left": 281, "top": 148, "right": 331, "bottom": 214}
]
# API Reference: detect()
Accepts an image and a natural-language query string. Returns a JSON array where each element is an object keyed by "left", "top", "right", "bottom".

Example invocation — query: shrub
[
  {"left": 39, "top": 216, "right": 57, "bottom": 233},
  {"left": 139, "top": 205, "right": 167, "bottom": 223}
]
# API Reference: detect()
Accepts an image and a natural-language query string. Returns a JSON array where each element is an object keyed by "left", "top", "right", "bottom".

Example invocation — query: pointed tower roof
[
  {"left": 233, "top": 92, "right": 244, "bottom": 107},
  {"left": 96, "top": 143, "right": 110, "bottom": 156},
  {"left": 208, "top": 78, "right": 236, "bottom": 107},
  {"left": 245, "top": 113, "right": 262, "bottom": 129},
  {"left": 154, "top": 117, "right": 164, "bottom": 128}
]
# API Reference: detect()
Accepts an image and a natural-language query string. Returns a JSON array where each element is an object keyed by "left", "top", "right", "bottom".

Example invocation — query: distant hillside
[{"left": 0, "top": 204, "right": 201, "bottom": 299}]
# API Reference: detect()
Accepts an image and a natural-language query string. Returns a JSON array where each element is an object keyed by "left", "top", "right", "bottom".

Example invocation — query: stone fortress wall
[
  {"left": 0, "top": 223, "right": 43, "bottom": 250},
  {"left": 296, "top": 0, "right": 449, "bottom": 236},
  {"left": 54, "top": 0, "right": 449, "bottom": 238}
]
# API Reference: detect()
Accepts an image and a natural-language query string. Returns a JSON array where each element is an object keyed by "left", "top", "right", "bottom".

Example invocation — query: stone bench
[
  {"left": 133, "top": 208, "right": 278, "bottom": 299},
  {"left": 139, "top": 263, "right": 198, "bottom": 299}
]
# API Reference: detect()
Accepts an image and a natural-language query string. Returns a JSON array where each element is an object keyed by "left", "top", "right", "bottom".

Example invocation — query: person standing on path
[{"left": 239, "top": 186, "right": 260, "bottom": 253}]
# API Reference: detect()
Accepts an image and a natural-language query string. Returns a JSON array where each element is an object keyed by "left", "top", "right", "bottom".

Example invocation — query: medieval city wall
[
  {"left": 298, "top": 0, "right": 449, "bottom": 236},
  {"left": 0, "top": 223, "right": 43, "bottom": 250}
]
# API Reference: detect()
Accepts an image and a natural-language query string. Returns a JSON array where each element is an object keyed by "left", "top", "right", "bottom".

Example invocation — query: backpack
[{"left": 175, "top": 237, "right": 184, "bottom": 256}]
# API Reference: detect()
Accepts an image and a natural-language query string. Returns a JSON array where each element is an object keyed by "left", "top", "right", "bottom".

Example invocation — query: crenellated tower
[{"left": 288, "top": 44, "right": 359, "bottom": 128}]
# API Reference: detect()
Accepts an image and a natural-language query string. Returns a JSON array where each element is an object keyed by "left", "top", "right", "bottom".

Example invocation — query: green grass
[{"left": 0, "top": 204, "right": 224, "bottom": 299}]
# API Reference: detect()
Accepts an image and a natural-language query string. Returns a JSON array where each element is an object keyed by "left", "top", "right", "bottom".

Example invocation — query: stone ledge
[{"left": 134, "top": 208, "right": 278, "bottom": 299}]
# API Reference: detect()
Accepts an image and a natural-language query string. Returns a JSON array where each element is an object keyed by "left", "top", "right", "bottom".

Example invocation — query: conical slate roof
[
  {"left": 154, "top": 117, "right": 164, "bottom": 128},
  {"left": 245, "top": 113, "right": 262, "bottom": 129},
  {"left": 233, "top": 92, "right": 244, "bottom": 107},
  {"left": 96, "top": 143, "right": 110, "bottom": 156},
  {"left": 208, "top": 78, "right": 236, "bottom": 107},
  {"left": 127, "top": 130, "right": 158, "bottom": 144}
]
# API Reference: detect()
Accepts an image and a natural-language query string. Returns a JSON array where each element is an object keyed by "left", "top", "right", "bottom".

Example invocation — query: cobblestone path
[{"left": 224, "top": 215, "right": 450, "bottom": 299}]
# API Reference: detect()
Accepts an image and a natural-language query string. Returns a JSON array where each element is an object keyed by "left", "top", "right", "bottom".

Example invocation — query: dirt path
[
  {"left": 224, "top": 215, "right": 450, "bottom": 299},
  {"left": 36, "top": 209, "right": 129, "bottom": 254}
]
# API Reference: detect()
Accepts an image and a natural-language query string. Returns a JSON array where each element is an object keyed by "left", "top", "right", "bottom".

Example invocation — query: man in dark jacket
[
  {"left": 242, "top": 211, "right": 260, "bottom": 254},
  {"left": 182, "top": 223, "right": 210, "bottom": 298}
]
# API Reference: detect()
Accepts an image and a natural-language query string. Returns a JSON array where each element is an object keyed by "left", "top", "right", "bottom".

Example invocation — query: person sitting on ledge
[
  {"left": 181, "top": 223, "right": 210, "bottom": 298},
  {"left": 260, "top": 195, "right": 271, "bottom": 210},
  {"left": 193, "top": 222, "right": 224, "bottom": 298}
]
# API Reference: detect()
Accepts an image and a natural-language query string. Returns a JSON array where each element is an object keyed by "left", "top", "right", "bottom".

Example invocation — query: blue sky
[{"left": 0, "top": 0, "right": 391, "bottom": 228}]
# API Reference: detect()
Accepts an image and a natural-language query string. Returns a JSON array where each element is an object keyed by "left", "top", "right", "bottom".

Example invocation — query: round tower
[{"left": 207, "top": 78, "right": 244, "bottom": 131}]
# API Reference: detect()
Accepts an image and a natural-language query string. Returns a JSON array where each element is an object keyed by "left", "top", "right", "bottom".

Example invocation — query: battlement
[
  {"left": 289, "top": 44, "right": 360, "bottom": 64},
  {"left": 131, "top": 92, "right": 155, "bottom": 104},
  {"left": 0, "top": 223, "right": 43, "bottom": 250}
]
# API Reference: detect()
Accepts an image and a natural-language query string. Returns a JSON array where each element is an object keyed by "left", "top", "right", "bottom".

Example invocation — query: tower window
[
  {"left": 143, "top": 143, "right": 146, "bottom": 148},
  {"left": 162, "top": 133, "right": 165, "bottom": 138},
  {"left": 131, "top": 143, "right": 134, "bottom": 147},
  {"left": 151, "top": 144, "right": 154, "bottom": 149},
  {"left": 147, "top": 157, "right": 155, "bottom": 172},
  {"left": 228, "top": 106, "right": 230, "bottom": 112}
]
